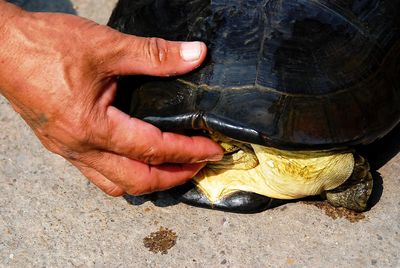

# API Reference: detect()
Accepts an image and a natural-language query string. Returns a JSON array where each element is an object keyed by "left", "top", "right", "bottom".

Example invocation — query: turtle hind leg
[
  {"left": 169, "top": 182, "right": 284, "bottom": 213},
  {"left": 325, "top": 154, "right": 373, "bottom": 212}
]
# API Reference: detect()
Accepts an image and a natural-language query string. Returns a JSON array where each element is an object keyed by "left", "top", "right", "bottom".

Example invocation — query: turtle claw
[{"left": 169, "top": 182, "right": 284, "bottom": 213}]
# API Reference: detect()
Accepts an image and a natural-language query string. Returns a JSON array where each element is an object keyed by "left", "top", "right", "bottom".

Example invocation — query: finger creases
[
  {"left": 103, "top": 106, "right": 224, "bottom": 165},
  {"left": 110, "top": 35, "right": 207, "bottom": 77}
]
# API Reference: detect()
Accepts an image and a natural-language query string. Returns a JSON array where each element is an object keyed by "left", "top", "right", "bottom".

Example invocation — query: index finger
[{"left": 100, "top": 106, "right": 223, "bottom": 165}]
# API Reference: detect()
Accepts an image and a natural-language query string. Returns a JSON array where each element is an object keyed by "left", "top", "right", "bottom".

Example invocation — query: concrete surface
[{"left": 1, "top": 1, "right": 399, "bottom": 267}]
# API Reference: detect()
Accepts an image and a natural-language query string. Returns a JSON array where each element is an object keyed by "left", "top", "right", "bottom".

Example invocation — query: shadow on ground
[
  {"left": 124, "top": 191, "right": 179, "bottom": 208},
  {"left": 13, "top": 0, "right": 76, "bottom": 14}
]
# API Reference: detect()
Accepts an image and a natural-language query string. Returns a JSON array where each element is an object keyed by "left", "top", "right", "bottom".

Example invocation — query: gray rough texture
[{"left": 1, "top": 1, "right": 399, "bottom": 267}]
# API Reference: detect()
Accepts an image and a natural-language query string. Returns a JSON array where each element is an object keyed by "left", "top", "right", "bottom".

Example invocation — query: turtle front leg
[{"left": 324, "top": 154, "right": 373, "bottom": 212}]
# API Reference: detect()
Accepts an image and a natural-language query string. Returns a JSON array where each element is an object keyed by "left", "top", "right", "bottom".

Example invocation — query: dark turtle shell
[{"left": 108, "top": 0, "right": 400, "bottom": 150}]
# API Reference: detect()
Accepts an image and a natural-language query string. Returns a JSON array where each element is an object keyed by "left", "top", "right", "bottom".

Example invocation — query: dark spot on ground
[
  {"left": 304, "top": 201, "right": 366, "bottom": 222},
  {"left": 143, "top": 227, "right": 177, "bottom": 254}
]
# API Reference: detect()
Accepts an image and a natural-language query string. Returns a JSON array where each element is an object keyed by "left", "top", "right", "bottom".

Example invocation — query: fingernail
[
  {"left": 196, "top": 154, "right": 224, "bottom": 163},
  {"left": 180, "top": 41, "right": 202, "bottom": 62}
]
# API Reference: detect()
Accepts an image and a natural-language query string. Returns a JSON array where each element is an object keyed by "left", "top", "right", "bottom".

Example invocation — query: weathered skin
[{"left": 109, "top": 0, "right": 399, "bottom": 213}]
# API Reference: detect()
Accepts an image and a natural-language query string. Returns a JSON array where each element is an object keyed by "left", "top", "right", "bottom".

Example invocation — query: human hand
[{"left": 0, "top": 3, "right": 223, "bottom": 196}]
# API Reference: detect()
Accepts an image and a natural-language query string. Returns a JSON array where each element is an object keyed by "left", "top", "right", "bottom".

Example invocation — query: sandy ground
[{"left": 1, "top": 1, "right": 399, "bottom": 267}]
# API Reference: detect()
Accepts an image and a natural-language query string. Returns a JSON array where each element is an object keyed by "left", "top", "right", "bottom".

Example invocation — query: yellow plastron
[{"left": 193, "top": 145, "right": 354, "bottom": 203}]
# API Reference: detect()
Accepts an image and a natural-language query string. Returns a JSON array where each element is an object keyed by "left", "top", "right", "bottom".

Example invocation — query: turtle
[{"left": 108, "top": 0, "right": 400, "bottom": 213}]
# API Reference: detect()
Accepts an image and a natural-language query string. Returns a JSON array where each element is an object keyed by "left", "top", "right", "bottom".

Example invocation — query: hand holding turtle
[{"left": 0, "top": 3, "right": 223, "bottom": 196}]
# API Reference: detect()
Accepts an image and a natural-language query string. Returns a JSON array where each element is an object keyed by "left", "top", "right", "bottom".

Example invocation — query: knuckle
[
  {"left": 103, "top": 186, "right": 124, "bottom": 197},
  {"left": 140, "top": 146, "right": 163, "bottom": 164},
  {"left": 145, "top": 37, "right": 168, "bottom": 66},
  {"left": 36, "top": 130, "right": 90, "bottom": 161},
  {"left": 36, "top": 134, "right": 67, "bottom": 157}
]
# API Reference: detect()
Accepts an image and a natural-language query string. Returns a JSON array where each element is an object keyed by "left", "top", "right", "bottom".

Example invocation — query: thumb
[{"left": 108, "top": 35, "right": 207, "bottom": 76}]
